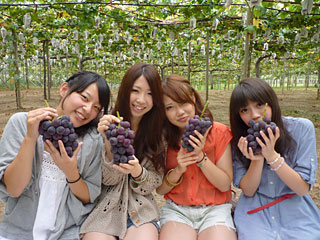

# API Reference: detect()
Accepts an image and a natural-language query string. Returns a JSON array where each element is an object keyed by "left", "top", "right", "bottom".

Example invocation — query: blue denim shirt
[
  {"left": 0, "top": 112, "right": 103, "bottom": 240},
  {"left": 233, "top": 117, "right": 320, "bottom": 240}
]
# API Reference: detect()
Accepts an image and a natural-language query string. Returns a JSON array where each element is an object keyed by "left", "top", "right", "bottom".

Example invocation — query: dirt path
[{"left": 0, "top": 87, "right": 319, "bottom": 220}]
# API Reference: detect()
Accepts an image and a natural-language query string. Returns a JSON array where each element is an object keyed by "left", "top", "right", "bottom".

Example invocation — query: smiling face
[
  {"left": 58, "top": 82, "right": 102, "bottom": 128},
  {"left": 239, "top": 100, "right": 272, "bottom": 127},
  {"left": 164, "top": 95, "right": 195, "bottom": 131},
  {"left": 129, "top": 75, "right": 153, "bottom": 123}
]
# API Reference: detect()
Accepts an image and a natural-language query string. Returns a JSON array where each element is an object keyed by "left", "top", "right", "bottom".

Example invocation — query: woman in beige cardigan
[{"left": 80, "top": 63, "right": 166, "bottom": 240}]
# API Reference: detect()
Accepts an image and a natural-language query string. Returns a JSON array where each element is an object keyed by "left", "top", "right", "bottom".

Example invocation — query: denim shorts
[
  {"left": 127, "top": 217, "right": 160, "bottom": 233},
  {"left": 160, "top": 200, "right": 235, "bottom": 233}
]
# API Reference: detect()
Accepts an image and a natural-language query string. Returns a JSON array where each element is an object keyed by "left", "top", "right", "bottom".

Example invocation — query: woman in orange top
[{"left": 157, "top": 75, "right": 237, "bottom": 240}]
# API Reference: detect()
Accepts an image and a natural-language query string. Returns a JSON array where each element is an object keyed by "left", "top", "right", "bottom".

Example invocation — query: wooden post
[{"left": 12, "top": 28, "right": 22, "bottom": 109}]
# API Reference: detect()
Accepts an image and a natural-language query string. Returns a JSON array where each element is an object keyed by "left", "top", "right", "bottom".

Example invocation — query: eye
[
  {"left": 132, "top": 88, "right": 139, "bottom": 93},
  {"left": 148, "top": 91, "right": 152, "bottom": 96},
  {"left": 239, "top": 108, "right": 247, "bottom": 113},
  {"left": 94, "top": 105, "right": 101, "bottom": 111},
  {"left": 166, "top": 106, "right": 173, "bottom": 110},
  {"left": 81, "top": 94, "right": 88, "bottom": 101}
]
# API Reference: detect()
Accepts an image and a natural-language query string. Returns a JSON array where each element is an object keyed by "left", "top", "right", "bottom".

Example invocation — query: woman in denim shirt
[{"left": 229, "top": 78, "right": 320, "bottom": 240}]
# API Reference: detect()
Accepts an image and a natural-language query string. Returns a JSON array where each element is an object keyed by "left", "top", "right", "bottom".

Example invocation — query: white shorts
[{"left": 160, "top": 200, "right": 235, "bottom": 233}]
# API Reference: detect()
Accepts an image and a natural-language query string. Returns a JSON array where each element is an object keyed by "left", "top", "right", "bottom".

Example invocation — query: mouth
[
  {"left": 75, "top": 111, "right": 86, "bottom": 121},
  {"left": 178, "top": 116, "right": 188, "bottom": 122},
  {"left": 132, "top": 104, "right": 146, "bottom": 112}
]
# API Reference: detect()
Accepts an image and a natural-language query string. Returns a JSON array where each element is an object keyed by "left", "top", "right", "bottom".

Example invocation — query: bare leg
[
  {"left": 82, "top": 232, "right": 117, "bottom": 240},
  {"left": 122, "top": 223, "right": 158, "bottom": 240},
  {"left": 198, "top": 224, "right": 237, "bottom": 240},
  {"left": 160, "top": 221, "right": 197, "bottom": 240}
]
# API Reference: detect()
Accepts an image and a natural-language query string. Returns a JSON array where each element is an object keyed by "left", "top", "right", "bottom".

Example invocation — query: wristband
[
  {"left": 66, "top": 174, "right": 81, "bottom": 184},
  {"left": 267, "top": 153, "right": 281, "bottom": 165},
  {"left": 196, "top": 152, "right": 206, "bottom": 164},
  {"left": 131, "top": 168, "right": 149, "bottom": 184},
  {"left": 132, "top": 167, "right": 143, "bottom": 179},
  {"left": 270, "top": 158, "right": 285, "bottom": 172},
  {"left": 197, "top": 156, "right": 207, "bottom": 168}
]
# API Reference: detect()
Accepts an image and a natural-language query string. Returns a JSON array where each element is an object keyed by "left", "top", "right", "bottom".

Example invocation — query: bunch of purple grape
[
  {"left": 39, "top": 115, "right": 78, "bottom": 157},
  {"left": 105, "top": 121, "right": 135, "bottom": 165},
  {"left": 245, "top": 117, "right": 277, "bottom": 154},
  {"left": 181, "top": 115, "right": 213, "bottom": 152}
]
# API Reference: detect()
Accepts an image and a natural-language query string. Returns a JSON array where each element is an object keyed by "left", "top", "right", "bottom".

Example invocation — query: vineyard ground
[{"left": 0, "top": 87, "right": 319, "bottom": 220}]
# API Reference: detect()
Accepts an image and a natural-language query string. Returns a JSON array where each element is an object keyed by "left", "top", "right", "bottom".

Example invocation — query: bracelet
[
  {"left": 197, "top": 157, "right": 207, "bottom": 168},
  {"left": 66, "top": 174, "right": 81, "bottom": 184},
  {"left": 196, "top": 152, "right": 206, "bottom": 164},
  {"left": 132, "top": 166, "right": 143, "bottom": 180},
  {"left": 270, "top": 158, "right": 285, "bottom": 172},
  {"left": 164, "top": 169, "right": 183, "bottom": 187},
  {"left": 267, "top": 153, "right": 281, "bottom": 165},
  {"left": 131, "top": 168, "right": 149, "bottom": 184}
]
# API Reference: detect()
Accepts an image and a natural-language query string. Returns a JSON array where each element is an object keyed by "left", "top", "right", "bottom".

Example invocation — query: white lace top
[{"left": 33, "top": 151, "right": 66, "bottom": 240}]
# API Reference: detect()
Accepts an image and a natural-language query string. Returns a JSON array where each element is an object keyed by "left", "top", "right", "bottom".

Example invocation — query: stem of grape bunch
[
  {"left": 200, "top": 100, "right": 209, "bottom": 119},
  {"left": 262, "top": 103, "right": 268, "bottom": 120},
  {"left": 116, "top": 111, "right": 121, "bottom": 127},
  {"left": 44, "top": 99, "right": 50, "bottom": 108}
]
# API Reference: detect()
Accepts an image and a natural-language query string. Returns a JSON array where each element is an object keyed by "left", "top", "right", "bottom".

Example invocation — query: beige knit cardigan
[{"left": 80, "top": 153, "right": 164, "bottom": 239}]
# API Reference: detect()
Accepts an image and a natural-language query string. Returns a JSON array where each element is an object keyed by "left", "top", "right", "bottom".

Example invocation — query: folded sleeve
[
  {"left": 232, "top": 154, "right": 248, "bottom": 189},
  {"left": 0, "top": 113, "right": 34, "bottom": 199},
  {"left": 290, "top": 118, "right": 318, "bottom": 187}
]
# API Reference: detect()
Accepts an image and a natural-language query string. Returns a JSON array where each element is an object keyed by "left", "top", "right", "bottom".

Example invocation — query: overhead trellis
[{"left": 0, "top": 0, "right": 319, "bottom": 104}]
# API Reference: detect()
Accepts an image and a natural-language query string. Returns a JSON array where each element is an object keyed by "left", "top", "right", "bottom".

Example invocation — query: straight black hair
[
  {"left": 62, "top": 71, "right": 110, "bottom": 137},
  {"left": 229, "top": 78, "right": 296, "bottom": 169}
]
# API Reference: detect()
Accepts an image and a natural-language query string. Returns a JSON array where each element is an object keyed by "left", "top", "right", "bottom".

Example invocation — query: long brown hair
[
  {"left": 112, "top": 63, "right": 165, "bottom": 172},
  {"left": 162, "top": 75, "right": 213, "bottom": 149},
  {"left": 229, "top": 78, "right": 296, "bottom": 169}
]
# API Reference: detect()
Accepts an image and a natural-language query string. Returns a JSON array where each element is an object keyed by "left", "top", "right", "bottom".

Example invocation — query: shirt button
[
  {"left": 272, "top": 216, "right": 275, "bottom": 220},
  {"left": 131, "top": 211, "right": 136, "bottom": 216},
  {"left": 311, "top": 158, "right": 314, "bottom": 161},
  {"left": 270, "top": 181, "right": 274, "bottom": 185},
  {"left": 35, "top": 191, "right": 38, "bottom": 195},
  {"left": 273, "top": 231, "right": 277, "bottom": 234},
  {"left": 136, "top": 219, "right": 140, "bottom": 224}
]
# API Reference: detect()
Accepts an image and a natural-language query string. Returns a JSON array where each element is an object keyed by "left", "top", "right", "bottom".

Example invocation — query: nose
[
  {"left": 251, "top": 108, "right": 261, "bottom": 121},
  {"left": 136, "top": 93, "right": 146, "bottom": 103},
  {"left": 83, "top": 102, "right": 93, "bottom": 114},
  {"left": 176, "top": 105, "right": 185, "bottom": 116}
]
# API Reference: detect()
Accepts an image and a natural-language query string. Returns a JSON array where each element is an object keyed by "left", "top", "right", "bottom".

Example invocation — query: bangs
[
  {"left": 233, "top": 82, "right": 268, "bottom": 111},
  {"left": 163, "top": 77, "right": 194, "bottom": 104}
]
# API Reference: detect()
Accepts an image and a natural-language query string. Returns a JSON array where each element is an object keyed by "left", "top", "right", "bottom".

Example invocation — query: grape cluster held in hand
[
  {"left": 182, "top": 115, "right": 212, "bottom": 152},
  {"left": 39, "top": 115, "right": 78, "bottom": 157},
  {"left": 106, "top": 120, "right": 135, "bottom": 165},
  {"left": 245, "top": 117, "right": 277, "bottom": 154}
]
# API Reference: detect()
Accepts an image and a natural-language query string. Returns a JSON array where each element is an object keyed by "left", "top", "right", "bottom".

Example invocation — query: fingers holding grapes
[
  {"left": 176, "top": 147, "right": 197, "bottom": 173},
  {"left": 45, "top": 139, "right": 82, "bottom": 177},
  {"left": 256, "top": 126, "right": 280, "bottom": 160},
  {"left": 27, "top": 107, "right": 58, "bottom": 140},
  {"left": 97, "top": 115, "right": 122, "bottom": 136},
  {"left": 238, "top": 137, "right": 263, "bottom": 161},
  {"left": 113, "top": 155, "right": 140, "bottom": 175}
]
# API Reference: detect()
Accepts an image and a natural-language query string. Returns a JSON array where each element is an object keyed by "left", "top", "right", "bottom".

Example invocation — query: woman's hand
[
  {"left": 97, "top": 114, "right": 122, "bottom": 138},
  {"left": 26, "top": 107, "right": 57, "bottom": 141},
  {"left": 188, "top": 126, "right": 211, "bottom": 162},
  {"left": 44, "top": 139, "right": 83, "bottom": 180},
  {"left": 175, "top": 147, "right": 198, "bottom": 174},
  {"left": 238, "top": 136, "right": 264, "bottom": 161},
  {"left": 113, "top": 155, "right": 142, "bottom": 177},
  {"left": 256, "top": 127, "right": 280, "bottom": 162}
]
